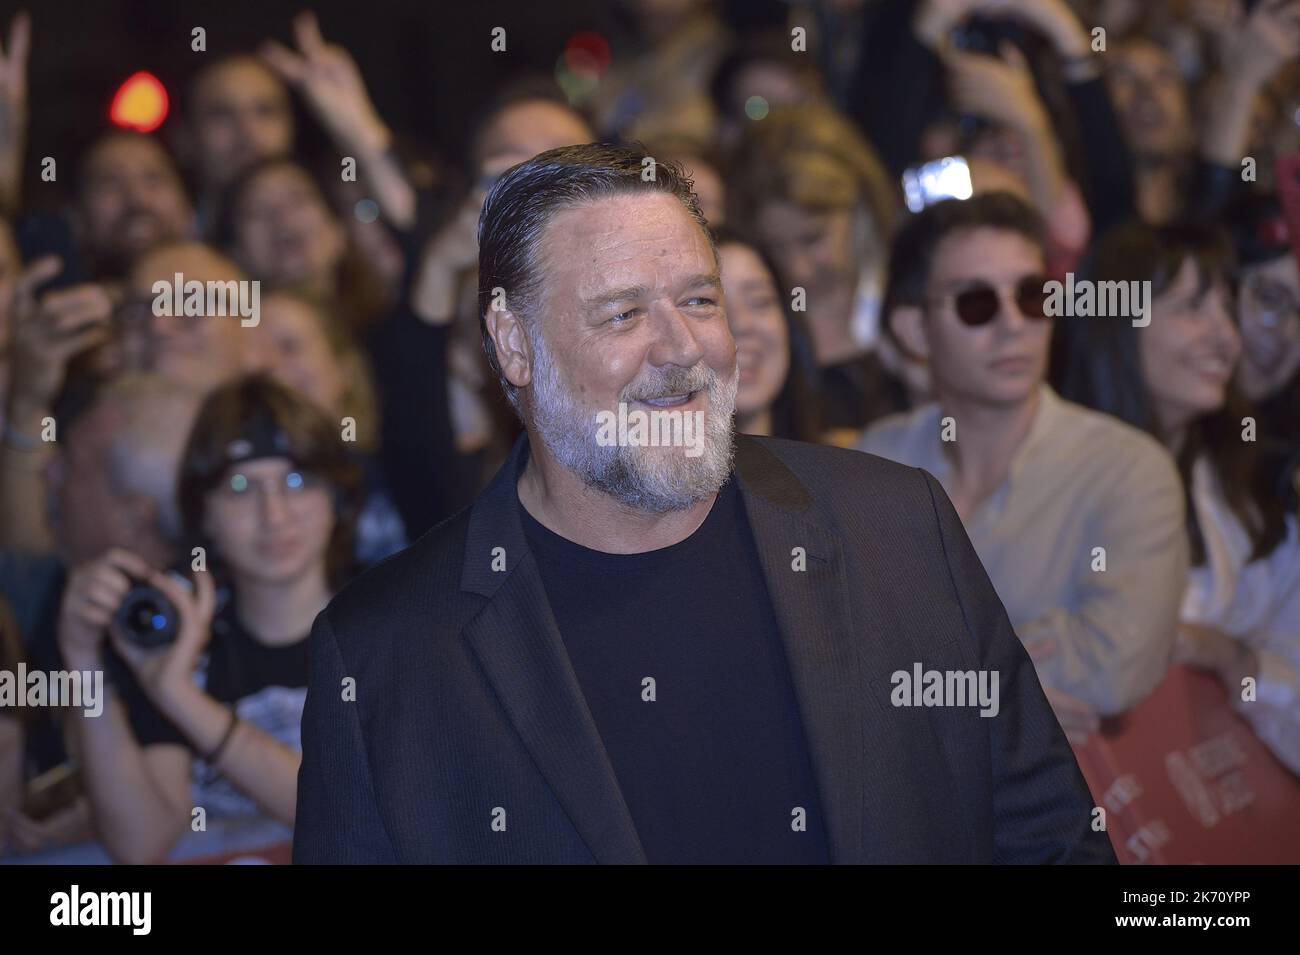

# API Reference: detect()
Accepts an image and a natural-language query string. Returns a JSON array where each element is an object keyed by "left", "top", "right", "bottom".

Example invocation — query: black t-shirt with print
[{"left": 110, "top": 601, "right": 310, "bottom": 750}]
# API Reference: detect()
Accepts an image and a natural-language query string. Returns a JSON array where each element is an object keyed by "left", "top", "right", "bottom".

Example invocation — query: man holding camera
[{"left": 0, "top": 374, "right": 202, "bottom": 857}]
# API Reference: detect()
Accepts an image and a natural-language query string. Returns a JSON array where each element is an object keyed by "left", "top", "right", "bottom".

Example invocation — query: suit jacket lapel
[
  {"left": 459, "top": 436, "right": 647, "bottom": 864},
  {"left": 733, "top": 436, "right": 870, "bottom": 863}
]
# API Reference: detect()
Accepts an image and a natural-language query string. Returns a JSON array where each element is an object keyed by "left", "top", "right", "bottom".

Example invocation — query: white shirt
[
  {"left": 1183, "top": 456, "right": 1300, "bottom": 774},
  {"left": 857, "top": 386, "right": 1189, "bottom": 714}
]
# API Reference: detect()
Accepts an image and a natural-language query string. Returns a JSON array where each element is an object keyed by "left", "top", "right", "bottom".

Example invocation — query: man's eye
[
  {"left": 229, "top": 474, "right": 249, "bottom": 494},
  {"left": 609, "top": 309, "right": 637, "bottom": 324},
  {"left": 685, "top": 297, "right": 717, "bottom": 308}
]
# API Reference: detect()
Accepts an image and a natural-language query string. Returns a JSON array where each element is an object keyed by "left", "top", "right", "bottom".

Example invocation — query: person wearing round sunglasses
[
  {"left": 857, "top": 193, "right": 1188, "bottom": 744},
  {"left": 59, "top": 375, "right": 360, "bottom": 862}
]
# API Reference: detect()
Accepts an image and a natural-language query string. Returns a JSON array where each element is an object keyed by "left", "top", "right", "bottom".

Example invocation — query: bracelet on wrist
[{"left": 202, "top": 706, "right": 240, "bottom": 765}]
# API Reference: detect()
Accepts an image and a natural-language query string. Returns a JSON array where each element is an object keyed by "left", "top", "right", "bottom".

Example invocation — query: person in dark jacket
[{"left": 294, "top": 143, "right": 1115, "bottom": 865}]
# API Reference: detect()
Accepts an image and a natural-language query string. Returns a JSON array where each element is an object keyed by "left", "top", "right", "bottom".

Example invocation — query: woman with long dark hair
[
  {"left": 714, "top": 226, "right": 822, "bottom": 443},
  {"left": 1058, "top": 222, "right": 1300, "bottom": 773}
]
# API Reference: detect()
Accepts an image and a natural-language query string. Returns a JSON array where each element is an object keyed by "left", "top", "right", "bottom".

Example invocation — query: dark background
[{"left": 0, "top": 0, "right": 791, "bottom": 202}]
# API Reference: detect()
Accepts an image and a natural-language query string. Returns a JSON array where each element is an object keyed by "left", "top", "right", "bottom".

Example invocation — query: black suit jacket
[{"left": 294, "top": 434, "right": 1116, "bottom": 864}]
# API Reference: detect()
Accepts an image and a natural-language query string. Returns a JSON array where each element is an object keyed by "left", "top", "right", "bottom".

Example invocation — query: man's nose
[
  {"left": 996, "top": 290, "right": 1031, "bottom": 331},
  {"left": 647, "top": 304, "right": 706, "bottom": 369}
]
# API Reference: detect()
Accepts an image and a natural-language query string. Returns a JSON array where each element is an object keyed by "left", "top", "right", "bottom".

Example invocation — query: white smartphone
[{"left": 901, "top": 156, "right": 973, "bottom": 214}]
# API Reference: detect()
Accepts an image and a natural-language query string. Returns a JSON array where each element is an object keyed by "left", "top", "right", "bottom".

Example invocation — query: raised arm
[
  {"left": 261, "top": 11, "right": 416, "bottom": 231},
  {"left": 1, "top": 259, "right": 113, "bottom": 552}
]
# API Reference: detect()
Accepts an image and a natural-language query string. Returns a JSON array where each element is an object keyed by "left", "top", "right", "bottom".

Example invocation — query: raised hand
[
  {"left": 6, "top": 258, "right": 114, "bottom": 425},
  {"left": 57, "top": 549, "right": 155, "bottom": 670},
  {"left": 260, "top": 11, "right": 389, "bottom": 155},
  {"left": 411, "top": 194, "right": 481, "bottom": 326},
  {"left": 1223, "top": 0, "right": 1300, "bottom": 87},
  {"left": 994, "top": 0, "right": 1091, "bottom": 58},
  {"left": 942, "top": 40, "right": 1047, "bottom": 132},
  {"left": 913, "top": 0, "right": 1008, "bottom": 51}
]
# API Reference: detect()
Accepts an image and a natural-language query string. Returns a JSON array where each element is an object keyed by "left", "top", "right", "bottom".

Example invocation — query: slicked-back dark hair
[{"left": 476, "top": 142, "right": 714, "bottom": 411}]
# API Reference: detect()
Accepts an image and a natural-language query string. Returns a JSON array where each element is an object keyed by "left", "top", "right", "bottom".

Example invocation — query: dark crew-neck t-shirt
[{"left": 519, "top": 478, "right": 831, "bottom": 864}]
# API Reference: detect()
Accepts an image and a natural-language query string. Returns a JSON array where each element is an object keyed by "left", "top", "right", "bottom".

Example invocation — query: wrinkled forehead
[{"left": 534, "top": 192, "right": 717, "bottom": 301}]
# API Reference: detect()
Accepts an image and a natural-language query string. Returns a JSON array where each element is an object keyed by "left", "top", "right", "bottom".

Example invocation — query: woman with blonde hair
[
  {"left": 730, "top": 103, "right": 908, "bottom": 438},
  {"left": 256, "top": 288, "right": 405, "bottom": 564}
]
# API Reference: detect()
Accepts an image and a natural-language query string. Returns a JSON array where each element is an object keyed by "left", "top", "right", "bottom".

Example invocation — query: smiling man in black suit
[{"left": 293, "top": 142, "right": 1115, "bottom": 864}]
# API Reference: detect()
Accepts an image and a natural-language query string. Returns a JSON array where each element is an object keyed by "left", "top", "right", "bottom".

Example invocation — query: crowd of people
[{"left": 0, "top": 0, "right": 1297, "bottom": 862}]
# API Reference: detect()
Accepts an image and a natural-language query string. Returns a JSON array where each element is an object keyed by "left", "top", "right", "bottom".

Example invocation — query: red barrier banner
[
  {"left": 179, "top": 842, "right": 292, "bottom": 865},
  {"left": 1074, "top": 665, "right": 1300, "bottom": 863}
]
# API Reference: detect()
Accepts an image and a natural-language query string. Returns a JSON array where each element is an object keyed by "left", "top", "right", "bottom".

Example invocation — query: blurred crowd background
[{"left": 0, "top": 0, "right": 1297, "bottom": 864}]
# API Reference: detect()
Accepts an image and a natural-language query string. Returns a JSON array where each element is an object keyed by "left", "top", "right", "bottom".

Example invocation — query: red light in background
[
  {"left": 563, "top": 31, "right": 611, "bottom": 77},
  {"left": 109, "top": 71, "right": 169, "bottom": 132}
]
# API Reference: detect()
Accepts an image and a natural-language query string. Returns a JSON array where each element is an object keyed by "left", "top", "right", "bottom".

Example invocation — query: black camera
[{"left": 113, "top": 581, "right": 181, "bottom": 649}]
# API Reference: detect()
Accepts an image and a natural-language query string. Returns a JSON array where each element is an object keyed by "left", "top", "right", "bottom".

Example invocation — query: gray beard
[{"left": 526, "top": 331, "right": 738, "bottom": 513}]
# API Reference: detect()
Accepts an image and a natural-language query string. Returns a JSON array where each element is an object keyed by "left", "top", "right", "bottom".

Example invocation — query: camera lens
[{"left": 114, "top": 584, "right": 180, "bottom": 648}]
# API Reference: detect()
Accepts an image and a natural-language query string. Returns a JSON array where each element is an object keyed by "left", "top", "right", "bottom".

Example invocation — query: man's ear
[
  {"left": 484, "top": 306, "right": 534, "bottom": 391},
  {"left": 888, "top": 304, "right": 930, "bottom": 363}
]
